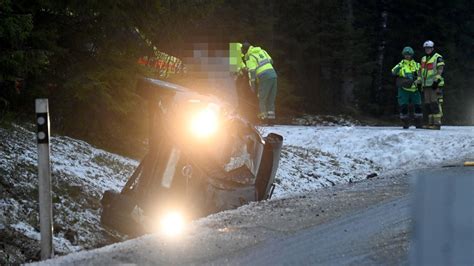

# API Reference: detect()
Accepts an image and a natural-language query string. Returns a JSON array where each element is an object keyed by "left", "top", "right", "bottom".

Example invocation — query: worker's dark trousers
[
  {"left": 236, "top": 74, "right": 258, "bottom": 123},
  {"left": 398, "top": 88, "right": 422, "bottom": 120},
  {"left": 258, "top": 77, "right": 278, "bottom": 118}
]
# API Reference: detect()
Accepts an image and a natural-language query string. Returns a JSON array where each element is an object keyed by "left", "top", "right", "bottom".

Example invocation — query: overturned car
[{"left": 101, "top": 78, "right": 283, "bottom": 236}]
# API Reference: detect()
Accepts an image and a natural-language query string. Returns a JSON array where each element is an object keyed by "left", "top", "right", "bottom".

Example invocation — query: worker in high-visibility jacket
[
  {"left": 229, "top": 42, "right": 247, "bottom": 75},
  {"left": 230, "top": 42, "right": 258, "bottom": 122},
  {"left": 416, "top": 40, "right": 445, "bottom": 130},
  {"left": 391, "top": 46, "right": 422, "bottom": 129},
  {"left": 241, "top": 42, "right": 278, "bottom": 121}
]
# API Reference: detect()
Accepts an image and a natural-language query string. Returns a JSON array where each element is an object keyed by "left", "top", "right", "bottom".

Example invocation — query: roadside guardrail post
[{"left": 36, "top": 98, "right": 53, "bottom": 260}]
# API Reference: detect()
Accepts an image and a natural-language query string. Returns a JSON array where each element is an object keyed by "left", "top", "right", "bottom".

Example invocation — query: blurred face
[
  {"left": 424, "top": 47, "right": 434, "bottom": 54},
  {"left": 404, "top": 54, "right": 412, "bottom": 60}
]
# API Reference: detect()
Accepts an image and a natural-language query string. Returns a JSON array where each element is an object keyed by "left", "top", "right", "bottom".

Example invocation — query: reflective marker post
[{"left": 36, "top": 99, "right": 53, "bottom": 260}]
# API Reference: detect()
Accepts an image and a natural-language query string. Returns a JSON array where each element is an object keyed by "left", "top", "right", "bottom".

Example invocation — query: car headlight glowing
[
  {"left": 190, "top": 106, "right": 219, "bottom": 137},
  {"left": 159, "top": 211, "right": 185, "bottom": 237}
]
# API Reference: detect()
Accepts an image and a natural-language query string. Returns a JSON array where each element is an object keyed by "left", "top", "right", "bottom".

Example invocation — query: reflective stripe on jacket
[
  {"left": 419, "top": 53, "right": 445, "bottom": 87},
  {"left": 244, "top": 46, "right": 275, "bottom": 80}
]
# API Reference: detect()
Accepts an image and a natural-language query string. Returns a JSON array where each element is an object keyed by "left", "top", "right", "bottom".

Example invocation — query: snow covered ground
[
  {"left": 0, "top": 125, "right": 138, "bottom": 263},
  {"left": 263, "top": 125, "right": 474, "bottom": 198},
  {"left": 1, "top": 124, "right": 473, "bottom": 263}
]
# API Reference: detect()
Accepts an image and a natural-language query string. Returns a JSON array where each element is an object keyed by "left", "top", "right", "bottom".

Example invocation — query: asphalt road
[
  {"left": 214, "top": 166, "right": 474, "bottom": 266},
  {"left": 213, "top": 196, "right": 410, "bottom": 266}
]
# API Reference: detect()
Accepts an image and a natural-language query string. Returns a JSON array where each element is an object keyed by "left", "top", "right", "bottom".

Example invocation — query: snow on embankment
[
  {"left": 261, "top": 126, "right": 474, "bottom": 197},
  {"left": 0, "top": 125, "right": 137, "bottom": 264},
  {"left": 2, "top": 123, "right": 473, "bottom": 263}
]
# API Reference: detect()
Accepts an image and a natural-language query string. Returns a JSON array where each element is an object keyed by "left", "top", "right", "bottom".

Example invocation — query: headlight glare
[
  {"left": 190, "top": 106, "right": 219, "bottom": 137},
  {"left": 159, "top": 211, "right": 185, "bottom": 237}
]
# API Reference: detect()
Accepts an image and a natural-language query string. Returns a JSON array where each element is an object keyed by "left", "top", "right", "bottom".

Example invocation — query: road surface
[{"left": 214, "top": 196, "right": 410, "bottom": 265}]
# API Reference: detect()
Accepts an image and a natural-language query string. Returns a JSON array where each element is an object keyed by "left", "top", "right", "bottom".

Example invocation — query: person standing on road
[
  {"left": 392, "top": 46, "right": 422, "bottom": 129},
  {"left": 241, "top": 41, "right": 278, "bottom": 123},
  {"left": 416, "top": 40, "right": 446, "bottom": 130}
]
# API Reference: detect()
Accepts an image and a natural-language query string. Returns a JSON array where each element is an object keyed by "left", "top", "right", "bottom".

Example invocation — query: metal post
[{"left": 36, "top": 99, "right": 53, "bottom": 259}]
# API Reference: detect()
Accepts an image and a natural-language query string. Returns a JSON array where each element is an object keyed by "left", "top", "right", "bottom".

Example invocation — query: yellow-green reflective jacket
[
  {"left": 391, "top": 59, "right": 420, "bottom": 92},
  {"left": 244, "top": 46, "right": 275, "bottom": 80},
  {"left": 229, "top": 42, "right": 246, "bottom": 73},
  {"left": 419, "top": 53, "right": 445, "bottom": 87}
]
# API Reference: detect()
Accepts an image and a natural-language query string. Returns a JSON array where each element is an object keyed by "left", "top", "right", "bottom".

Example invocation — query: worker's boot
[
  {"left": 423, "top": 124, "right": 440, "bottom": 130},
  {"left": 433, "top": 115, "right": 442, "bottom": 130},
  {"left": 423, "top": 123, "right": 441, "bottom": 130},
  {"left": 400, "top": 106, "right": 409, "bottom": 129},
  {"left": 414, "top": 106, "right": 423, "bottom": 129},
  {"left": 401, "top": 118, "right": 409, "bottom": 129},
  {"left": 423, "top": 115, "right": 434, "bottom": 129},
  {"left": 414, "top": 117, "right": 423, "bottom": 129}
]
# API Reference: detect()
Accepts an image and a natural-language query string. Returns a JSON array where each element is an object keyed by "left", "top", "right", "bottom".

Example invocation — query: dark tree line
[
  {"left": 217, "top": 0, "right": 474, "bottom": 123},
  {"left": 1, "top": 0, "right": 473, "bottom": 155},
  {"left": 0, "top": 0, "right": 219, "bottom": 155}
]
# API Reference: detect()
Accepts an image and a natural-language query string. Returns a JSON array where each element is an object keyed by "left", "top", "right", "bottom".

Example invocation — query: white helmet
[{"left": 423, "top": 40, "right": 434, "bottom": 48}]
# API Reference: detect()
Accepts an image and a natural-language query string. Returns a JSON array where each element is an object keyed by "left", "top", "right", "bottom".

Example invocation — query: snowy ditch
[{"left": 1, "top": 124, "right": 473, "bottom": 263}]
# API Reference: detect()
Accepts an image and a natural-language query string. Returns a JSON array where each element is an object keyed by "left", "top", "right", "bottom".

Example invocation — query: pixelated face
[{"left": 179, "top": 39, "right": 237, "bottom": 106}]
